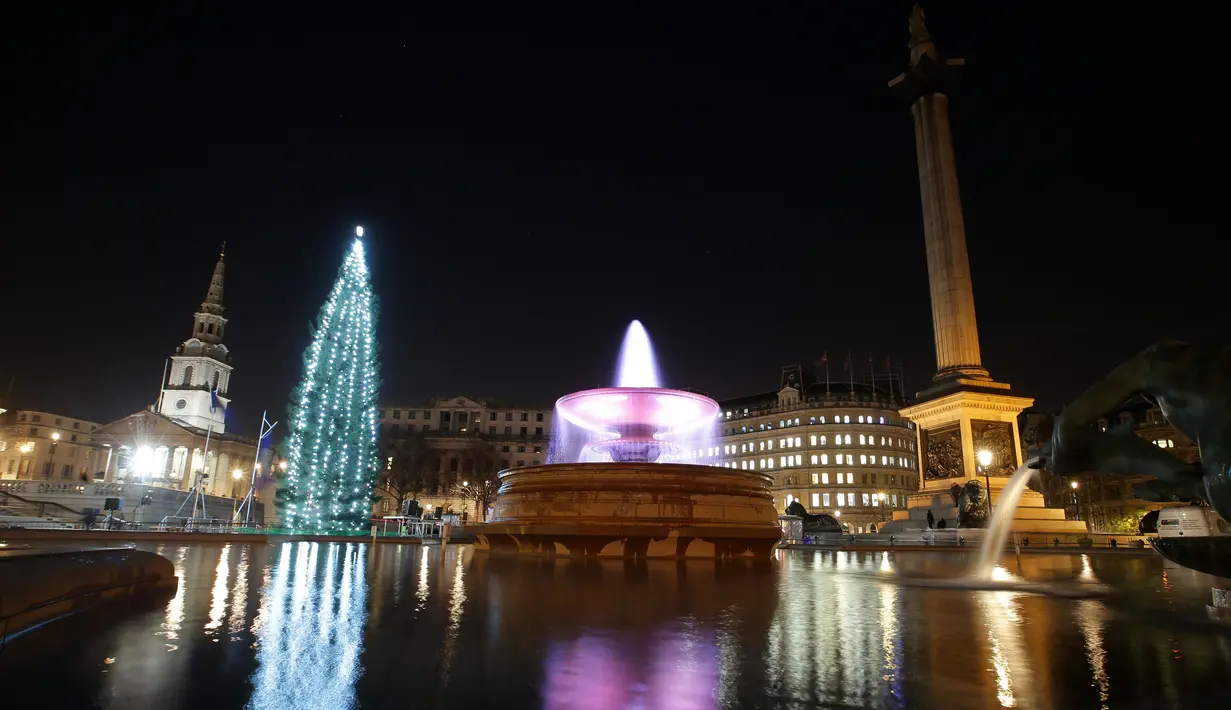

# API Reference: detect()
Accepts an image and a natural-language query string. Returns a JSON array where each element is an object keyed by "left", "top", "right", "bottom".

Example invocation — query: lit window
[
  {"left": 858, "top": 416, "right": 865, "bottom": 423},
  {"left": 823, "top": 493, "right": 831, "bottom": 506},
  {"left": 846, "top": 454, "right": 854, "bottom": 465},
  {"left": 879, "top": 417, "right": 885, "bottom": 424},
  {"left": 759, "top": 441, "right": 765, "bottom": 451},
  {"left": 780, "top": 438, "right": 786, "bottom": 448},
  {"left": 780, "top": 420, "right": 785, "bottom": 428},
  {"left": 786, "top": 494, "right": 794, "bottom": 507},
  {"left": 871, "top": 495, "right": 879, "bottom": 507},
  {"left": 836, "top": 473, "right": 844, "bottom": 484},
  {"left": 779, "top": 456, "right": 786, "bottom": 467},
  {"left": 862, "top": 493, "right": 870, "bottom": 506},
  {"left": 794, "top": 418, "right": 800, "bottom": 426},
  {"left": 768, "top": 440, "right": 774, "bottom": 450},
  {"left": 741, "top": 443, "right": 746, "bottom": 453},
  {"left": 821, "top": 473, "right": 830, "bottom": 484},
  {"left": 819, "top": 416, "right": 826, "bottom": 423},
  {"left": 1168, "top": 439, "right": 1175, "bottom": 448},
  {"left": 820, "top": 436, "right": 827, "bottom": 446},
  {"left": 859, "top": 434, "right": 866, "bottom": 445},
  {"left": 837, "top": 493, "right": 846, "bottom": 507},
  {"left": 811, "top": 473, "right": 819, "bottom": 485},
  {"left": 811, "top": 455, "right": 819, "bottom": 465},
  {"left": 821, "top": 454, "right": 829, "bottom": 465},
  {"left": 892, "top": 494, "right": 898, "bottom": 506},
  {"left": 811, "top": 493, "right": 820, "bottom": 508},
  {"left": 795, "top": 454, "right": 802, "bottom": 466},
  {"left": 810, "top": 416, "right": 816, "bottom": 424},
  {"left": 811, "top": 435, "right": 817, "bottom": 446},
  {"left": 844, "top": 415, "right": 850, "bottom": 423},
  {"left": 794, "top": 436, "right": 801, "bottom": 447},
  {"left": 860, "top": 455, "right": 867, "bottom": 464},
  {"left": 882, "top": 455, "right": 888, "bottom": 465}
]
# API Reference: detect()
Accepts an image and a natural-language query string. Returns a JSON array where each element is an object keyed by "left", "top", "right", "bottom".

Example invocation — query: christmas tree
[{"left": 282, "top": 227, "right": 381, "bottom": 532}]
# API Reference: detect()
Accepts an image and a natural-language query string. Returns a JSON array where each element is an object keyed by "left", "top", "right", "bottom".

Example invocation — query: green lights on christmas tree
[{"left": 282, "top": 227, "right": 381, "bottom": 532}]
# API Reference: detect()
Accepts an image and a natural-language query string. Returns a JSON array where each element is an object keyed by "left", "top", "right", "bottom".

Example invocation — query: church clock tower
[{"left": 158, "top": 245, "right": 233, "bottom": 432}]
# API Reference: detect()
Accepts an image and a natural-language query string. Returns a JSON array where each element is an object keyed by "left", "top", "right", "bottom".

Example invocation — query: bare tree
[
  {"left": 451, "top": 438, "right": 503, "bottom": 521},
  {"left": 379, "top": 432, "right": 434, "bottom": 513}
]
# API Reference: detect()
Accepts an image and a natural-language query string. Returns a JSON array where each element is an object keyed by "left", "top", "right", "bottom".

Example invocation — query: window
[
  {"left": 780, "top": 438, "right": 786, "bottom": 448},
  {"left": 182, "top": 366, "right": 194, "bottom": 386},
  {"left": 811, "top": 455, "right": 818, "bottom": 465},
  {"left": 440, "top": 411, "right": 451, "bottom": 422},
  {"left": 860, "top": 455, "right": 867, "bottom": 465},
  {"left": 794, "top": 437, "right": 801, "bottom": 447},
  {"left": 533, "top": 446, "right": 542, "bottom": 454},
  {"left": 819, "top": 416, "right": 826, "bottom": 424},
  {"left": 892, "top": 494, "right": 899, "bottom": 506},
  {"left": 882, "top": 455, "right": 888, "bottom": 465},
  {"left": 811, "top": 493, "right": 820, "bottom": 507},
  {"left": 520, "top": 413, "right": 528, "bottom": 421},
  {"left": 879, "top": 416, "right": 885, "bottom": 424},
  {"left": 488, "top": 426, "right": 496, "bottom": 434},
  {"left": 862, "top": 493, "right": 870, "bottom": 506},
  {"left": 517, "top": 445, "right": 526, "bottom": 453},
  {"left": 519, "top": 426, "right": 527, "bottom": 436},
  {"left": 821, "top": 472, "right": 829, "bottom": 484},
  {"left": 532, "top": 460, "right": 540, "bottom": 466},
  {"left": 871, "top": 494, "right": 879, "bottom": 507},
  {"left": 768, "top": 440, "right": 774, "bottom": 450},
  {"left": 837, "top": 493, "right": 846, "bottom": 507},
  {"left": 505, "top": 412, "right": 513, "bottom": 421},
  {"left": 820, "top": 454, "right": 829, "bottom": 465},
  {"left": 408, "top": 411, "right": 418, "bottom": 419},
  {"left": 535, "top": 427, "right": 543, "bottom": 436},
  {"left": 845, "top": 455, "right": 854, "bottom": 465},
  {"left": 823, "top": 493, "right": 831, "bottom": 506},
  {"left": 504, "top": 426, "right": 512, "bottom": 435},
  {"left": 861, "top": 472, "right": 868, "bottom": 484},
  {"left": 811, "top": 473, "right": 819, "bottom": 485},
  {"left": 212, "top": 371, "right": 220, "bottom": 391},
  {"left": 843, "top": 415, "right": 850, "bottom": 423},
  {"left": 779, "top": 456, "right": 786, "bottom": 467},
  {"left": 810, "top": 435, "right": 817, "bottom": 446},
  {"left": 858, "top": 416, "right": 865, "bottom": 424},
  {"left": 859, "top": 434, "right": 866, "bottom": 445},
  {"left": 516, "top": 460, "right": 525, "bottom": 467},
  {"left": 490, "top": 412, "right": 498, "bottom": 421},
  {"left": 393, "top": 410, "right": 401, "bottom": 419},
  {"left": 536, "top": 412, "right": 544, "bottom": 422},
  {"left": 871, "top": 473, "right": 877, "bottom": 484},
  {"left": 820, "top": 436, "right": 827, "bottom": 446},
  {"left": 785, "top": 494, "right": 795, "bottom": 507},
  {"left": 501, "top": 459, "right": 510, "bottom": 469}
]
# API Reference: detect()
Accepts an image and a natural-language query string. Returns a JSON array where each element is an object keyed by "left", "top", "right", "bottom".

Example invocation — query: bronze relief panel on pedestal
[
  {"left": 971, "top": 420, "right": 1016, "bottom": 476},
  {"left": 924, "top": 424, "right": 964, "bottom": 480}
]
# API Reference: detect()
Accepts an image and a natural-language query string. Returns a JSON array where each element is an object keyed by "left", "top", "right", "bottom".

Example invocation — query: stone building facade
[
  {"left": 374, "top": 396, "right": 554, "bottom": 519},
  {"left": 715, "top": 363, "right": 919, "bottom": 533}
]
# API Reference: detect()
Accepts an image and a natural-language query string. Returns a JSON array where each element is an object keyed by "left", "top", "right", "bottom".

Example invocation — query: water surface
[{"left": 2, "top": 542, "right": 1229, "bottom": 709}]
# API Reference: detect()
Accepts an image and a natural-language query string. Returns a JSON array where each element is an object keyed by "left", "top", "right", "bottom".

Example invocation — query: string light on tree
[{"left": 281, "top": 225, "right": 381, "bottom": 532}]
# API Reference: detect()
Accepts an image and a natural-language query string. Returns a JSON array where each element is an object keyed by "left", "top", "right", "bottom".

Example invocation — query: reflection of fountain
[{"left": 476, "top": 321, "right": 780, "bottom": 558}]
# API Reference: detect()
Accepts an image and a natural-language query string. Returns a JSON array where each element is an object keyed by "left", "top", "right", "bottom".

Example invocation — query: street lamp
[
  {"left": 18, "top": 441, "right": 33, "bottom": 478},
  {"left": 46, "top": 432, "right": 61, "bottom": 480},
  {"left": 977, "top": 449, "right": 994, "bottom": 515},
  {"left": 1070, "top": 479, "right": 1081, "bottom": 521}
]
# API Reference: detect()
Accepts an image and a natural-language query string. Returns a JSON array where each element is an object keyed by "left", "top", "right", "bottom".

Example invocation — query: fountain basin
[{"left": 473, "top": 462, "right": 781, "bottom": 559}]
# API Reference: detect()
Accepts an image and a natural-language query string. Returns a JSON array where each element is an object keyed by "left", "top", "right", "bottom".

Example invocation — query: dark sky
[{"left": 2, "top": 3, "right": 1223, "bottom": 434}]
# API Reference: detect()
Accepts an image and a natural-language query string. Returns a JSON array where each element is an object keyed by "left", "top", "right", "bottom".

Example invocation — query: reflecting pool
[{"left": 2, "top": 543, "right": 1230, "bottom": 709}]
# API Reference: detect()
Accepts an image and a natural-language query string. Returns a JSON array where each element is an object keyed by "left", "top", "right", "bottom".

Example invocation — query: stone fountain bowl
[{"left": 474, "top": 462, "right": 782, "bottom": 559}]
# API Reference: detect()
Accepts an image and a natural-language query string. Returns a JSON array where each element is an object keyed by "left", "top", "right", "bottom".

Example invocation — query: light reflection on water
[{"left": 2, "top": 545, "right": 1230, "bottom": 709}]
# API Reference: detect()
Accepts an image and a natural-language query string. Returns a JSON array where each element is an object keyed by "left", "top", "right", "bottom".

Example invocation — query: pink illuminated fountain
[
  {"left": 555, "top": 321, "right": 719, "bottom": 463},
  {"left": 475, "top": 320, "right": 781, "bottom": 559}
]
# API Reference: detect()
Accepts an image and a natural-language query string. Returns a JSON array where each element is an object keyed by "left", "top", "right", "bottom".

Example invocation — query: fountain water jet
[
  {"left": 476, "top": 320, "right": 780, "bottom": 559},
  {"left": 971, "top": 464, "right": 1040, "bottom": 580}
]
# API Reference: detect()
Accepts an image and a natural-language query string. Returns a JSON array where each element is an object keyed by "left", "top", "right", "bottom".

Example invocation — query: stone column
[
  {"left": 911, "top": 93, "right": 990, "bottom": 383},
  {"left": 891, "top": 5, "right": 992, "bottom": 386}
]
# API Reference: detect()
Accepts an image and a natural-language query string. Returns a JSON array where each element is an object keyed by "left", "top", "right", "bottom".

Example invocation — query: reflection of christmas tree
[{"left": 282, "top": 230, "right": 381, "bottom": 532}]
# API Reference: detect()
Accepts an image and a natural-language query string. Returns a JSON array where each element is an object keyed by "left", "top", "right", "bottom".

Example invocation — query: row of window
[
  {"left": 721, "top": 433, "right": 915, "bottom": 454},
  {"left": 730, "top": 413, "right": 905, "bottom": 434},
  {"left": 382, "top": 409, "right": 545, "bottom": 422},
  {"left": 785, "top": 491, "right": 903, "bottom": 509},
  {"left": 1154, "top": 439, "right": 1175, "bottom": 448},
  {"left": 730, "top": 453, "right": 915, "bottom": 471},
  {"left": 384, "top": 423, "right": 545, "bottom": 437},
  {"left": 13, "top": 413, "right": 96, "bottom": 431}
]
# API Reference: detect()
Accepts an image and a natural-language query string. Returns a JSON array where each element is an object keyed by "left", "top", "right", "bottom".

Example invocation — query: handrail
[{"left": 0, "top": 488, "right": 84, "bottom": 518}]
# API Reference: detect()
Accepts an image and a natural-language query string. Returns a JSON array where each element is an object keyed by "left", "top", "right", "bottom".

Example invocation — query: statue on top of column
[{"left": 908, "top": 4, "right": 938, "bottom": 63}]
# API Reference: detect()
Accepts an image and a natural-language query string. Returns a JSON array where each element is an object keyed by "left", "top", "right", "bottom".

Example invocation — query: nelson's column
[{"left": 890, "top": 5, "right": 1083, "bottom": 533}]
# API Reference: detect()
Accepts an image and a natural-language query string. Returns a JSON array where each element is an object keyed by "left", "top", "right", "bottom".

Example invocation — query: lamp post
[
  {"left": 18, "top": 441, "right": 33, "bottom": 479},
  {"left": 46, "top": 432, "right": 61, "bottom": 480},
  {"left": 1070, "top": 479, "right": 1080, "bottom": 521},
  {"left": 977, "top": 449, "right": 994, "bottom": 516}
]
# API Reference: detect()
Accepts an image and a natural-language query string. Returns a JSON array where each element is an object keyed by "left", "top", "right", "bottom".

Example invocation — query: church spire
[{"left": 200, "top": 243, "right": 226, "bottom": 316}]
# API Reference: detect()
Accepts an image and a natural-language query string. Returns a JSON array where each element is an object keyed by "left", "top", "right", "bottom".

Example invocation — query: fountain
[
  {"left": 475, "top": 321, "right": 782, "bottom": 559},
  {"left": 970, "top": 464, "right": 1039, "bottom": 580}
]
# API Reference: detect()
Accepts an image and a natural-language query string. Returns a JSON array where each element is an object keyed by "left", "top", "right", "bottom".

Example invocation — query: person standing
[{"left": 926, "top": 510, "right": 935, "bottom": 529}]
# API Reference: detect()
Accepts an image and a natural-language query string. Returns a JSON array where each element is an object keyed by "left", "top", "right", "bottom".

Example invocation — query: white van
[{"left": 1157, "top": 506, "right": 1231, "bottom": 538}]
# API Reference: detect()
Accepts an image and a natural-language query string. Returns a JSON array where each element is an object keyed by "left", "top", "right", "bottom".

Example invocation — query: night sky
[{"left": 3, "top": 3, "right": 1222, "bottom": 434}]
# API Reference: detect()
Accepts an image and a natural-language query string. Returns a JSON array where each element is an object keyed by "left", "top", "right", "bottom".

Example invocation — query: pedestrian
[
  {"left": 938, "top": 517, "right": 947, "bottom": 529},
  {"left": 926, "top": 510, "right": 935, "bottom": 529},
  {"left": 1109, "top": 538, "right": 1118, "bottom": 549}
]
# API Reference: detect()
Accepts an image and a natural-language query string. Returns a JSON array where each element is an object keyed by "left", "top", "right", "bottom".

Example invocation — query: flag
[{"left": 209, "top": 385, "right": 225, "bottom": 417}]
